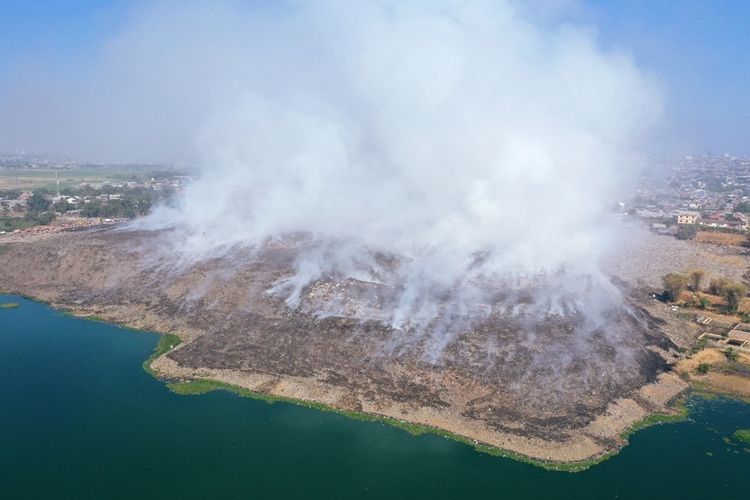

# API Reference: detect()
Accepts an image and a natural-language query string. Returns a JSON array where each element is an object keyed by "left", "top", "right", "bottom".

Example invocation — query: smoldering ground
[
  {"left": 138, "top": 0, "right": 661, "bottom": 359},
  {"left": 2, "top": 1, "right": 663, "bottom": 364},
  {"left": 7, "top": 224, "right": 672, "bottom": 427}
]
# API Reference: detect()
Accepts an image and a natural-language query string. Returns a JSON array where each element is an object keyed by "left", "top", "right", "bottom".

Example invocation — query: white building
[{"left": 677, "top": 211, "right": 700, "bottom": 225}]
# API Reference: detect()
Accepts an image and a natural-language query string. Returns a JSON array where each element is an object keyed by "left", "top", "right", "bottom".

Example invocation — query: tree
[
  {"left": 53, "top": 200, "right": 72, "bottom": 213},
  {"left": 708, "top": 277, "right": 729, "bottom": 295},
  {"left": 721, "top": 282, "right": 748, "bottom": 313},
  {"left": 37, "top": 211, "right": 55, "bottom": 225},
  {"left": 676, "top": 224, "right": 698, "bottom": 240},
  {"left": 662, "top": 273, "right": 689, "bottom": 302},
  {"left": 27, "top": 192, "right": 50, "bottom": 212},
  {"left": 0, "top": 189, "right": 21, "bottom": 199},
  {"left": 80, "top": 201, "right": 102, "bottom": 218},
  {"left": 23, "top": 210, "right": 55, "bottom": 225},
  {"left": 689, "top": 270, "right": 705, "bottom": 292}
]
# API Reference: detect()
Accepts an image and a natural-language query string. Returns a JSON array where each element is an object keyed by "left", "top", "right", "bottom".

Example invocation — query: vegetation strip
[
  {"left": 142, "top": 333, "right": 182, "bottom": 377},
  {"left": 734, "top": 429, "right": 750, "bottom": 444}
]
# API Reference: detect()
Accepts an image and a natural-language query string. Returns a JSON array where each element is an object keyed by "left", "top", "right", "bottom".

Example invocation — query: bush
[
  {"left": 37, "top": 212, "right": 55, "bottom": 225},
  {"left": 708, "top": 277, "right": 729, "bottom": 295},
  {"left": 689, "top": 270, "right": 705, "bottom": 292},
  {"left": 696, "top": 363, "right": 711, "bottom": 374},
  {"left": 689, "top": 338, "right": 708, "bottom": 355},
  {"left": 725, "top": 348, "right": 739, "bottom": 362},
  {"left": 720, "top": 282, "right": 748, "bottom": 313},
  {"left": 23, "top": 210, "right": 55, "bottom": 225},
  {"left": 663, "top": 273, "right": 689, "bottom": 302}
]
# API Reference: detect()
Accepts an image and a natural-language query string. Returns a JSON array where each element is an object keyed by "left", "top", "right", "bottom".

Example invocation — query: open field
[
  {"left": 695, "top": 231, "right": 747, "bottom": 247},
  {"left": 677, "top": 348, "right": 750, "bottom": 401},
  {"left": 0, "top": 216, "right": 38, "bottom": 232},
  {"left": 0, "top": 167, "right": 157, "bottom": 191}
]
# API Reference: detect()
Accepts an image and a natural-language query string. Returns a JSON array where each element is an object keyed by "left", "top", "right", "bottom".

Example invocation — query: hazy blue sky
[
  {"left": 0, "top": 0, "right": 747, "bottom": 156},
  {"left": 583, "top": 0, "right": 749, "bottom": 153}
]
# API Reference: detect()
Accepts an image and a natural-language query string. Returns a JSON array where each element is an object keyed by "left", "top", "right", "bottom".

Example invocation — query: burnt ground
[{"left": 0, "top": 226, "right": 678, "bottom": 448}]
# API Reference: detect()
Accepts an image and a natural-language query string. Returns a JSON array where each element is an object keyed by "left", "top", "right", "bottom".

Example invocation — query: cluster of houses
[
  {"left": 0, "top": 191, "right": 31, "bottom": 211},
  {"left": 0, "top": 190, "right": 122, "bottom": 213},
  {"left": 628, "top": 154, "right": 750, "bottom": 235},
  {"left": 1, "top": 174, "right": 189, "bottom": 215},
  {"left": 676, "top": 210, "right": 748, "bottom": 230}
]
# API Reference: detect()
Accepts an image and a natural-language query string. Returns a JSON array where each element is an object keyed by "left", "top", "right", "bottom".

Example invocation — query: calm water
[{"left": 2, "top": 296, "right": 750, "bottom": 499}]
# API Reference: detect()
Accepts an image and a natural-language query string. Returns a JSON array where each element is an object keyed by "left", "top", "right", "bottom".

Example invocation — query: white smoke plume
[
  {"left": 4, "top": 1, "right": 663, "bottom": 356},
  {"left": 140, "top": 0, "right": 660, "bottom": 336}
]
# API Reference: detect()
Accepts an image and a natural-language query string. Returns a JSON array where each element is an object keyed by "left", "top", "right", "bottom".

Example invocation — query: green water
[{"left": 2, "top": 296, "right": 750, "bottom": 499}]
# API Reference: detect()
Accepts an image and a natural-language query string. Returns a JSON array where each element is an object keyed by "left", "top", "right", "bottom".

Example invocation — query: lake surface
[{"left": 2, "top": 295, "right": 750, "bottom": 499}]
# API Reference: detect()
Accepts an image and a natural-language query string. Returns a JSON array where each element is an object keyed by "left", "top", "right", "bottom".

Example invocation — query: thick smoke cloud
[
  {"left": 143, "top": 0, "right": 660, "bottom": 337},
  {"left": 5, "top": 1, "right": 662, "bottom": 357}
]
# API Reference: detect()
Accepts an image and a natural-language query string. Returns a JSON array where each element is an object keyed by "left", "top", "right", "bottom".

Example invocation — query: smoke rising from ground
[
  {"left": 5, "top": 1, "right": 663, "bottom": 357},
  {"left": 145, "top": 1, "right": 660, "bottom": 338}
]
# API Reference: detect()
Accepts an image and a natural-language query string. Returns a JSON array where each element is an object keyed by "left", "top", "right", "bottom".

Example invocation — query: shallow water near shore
[{"left": 2, "top": 295, "right": 750, "bottom": 499}]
